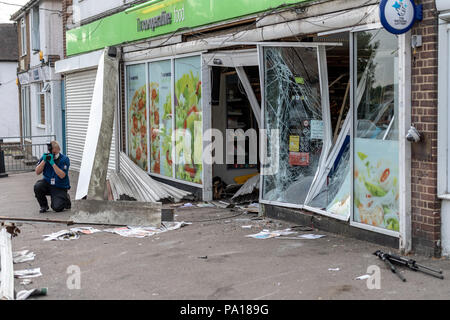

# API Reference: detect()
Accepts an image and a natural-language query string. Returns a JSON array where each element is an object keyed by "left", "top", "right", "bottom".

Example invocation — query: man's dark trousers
[{"left": 34, "top": 179, "right": 71, "bottom": 212}]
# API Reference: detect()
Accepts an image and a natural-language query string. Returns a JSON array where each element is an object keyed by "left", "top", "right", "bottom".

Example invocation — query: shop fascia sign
[
  {"left": 136, "top": 7, "right": 185, "bottom": 32},
  {"left": 66, "top": 0, "right": 311, "bottom": 56},
  {"left": 380, "top": 0, "right": 423, "bottom": 35}
]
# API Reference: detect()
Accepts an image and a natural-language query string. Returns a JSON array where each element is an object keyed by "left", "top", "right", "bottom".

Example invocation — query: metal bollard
[{"left": 0, "top": 140, "right": 8, "bottom": 178}]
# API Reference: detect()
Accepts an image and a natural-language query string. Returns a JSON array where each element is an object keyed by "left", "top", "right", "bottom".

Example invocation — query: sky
[{"left": 0, "top": 0, "right": 29, "bottom": 23}]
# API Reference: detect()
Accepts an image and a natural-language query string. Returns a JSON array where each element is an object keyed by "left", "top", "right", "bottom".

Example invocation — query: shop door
[{"left": 258, "top": 42, "right": 356, "bottom": 221}]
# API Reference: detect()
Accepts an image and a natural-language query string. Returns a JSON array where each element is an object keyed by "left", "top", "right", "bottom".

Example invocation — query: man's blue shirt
[{"left": 38, "top": 154, "right": 71, "bottom": 189}]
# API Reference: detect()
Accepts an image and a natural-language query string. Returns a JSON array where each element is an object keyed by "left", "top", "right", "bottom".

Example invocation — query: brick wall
[
  {"left": 62, "top": 0, "right": 72, "bottom": 59},
  {"left": 410, "top": 0, "right": 441, "bottom": 257}
]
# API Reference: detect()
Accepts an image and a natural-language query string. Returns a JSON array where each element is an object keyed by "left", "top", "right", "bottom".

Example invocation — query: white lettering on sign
[{"left": 174, "top": 6, "right": 185, "bottom": 23}]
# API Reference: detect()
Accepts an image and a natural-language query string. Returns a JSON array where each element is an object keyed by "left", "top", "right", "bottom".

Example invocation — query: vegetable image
[
  {"left": 174, "top": 60, "right": 203, "bottom": 184},
  {"left": 354, "top": 139, "right": 399, "bottom": 231},
  {"left": 128, "top": 85, "right": 148, "bottom": 171}
]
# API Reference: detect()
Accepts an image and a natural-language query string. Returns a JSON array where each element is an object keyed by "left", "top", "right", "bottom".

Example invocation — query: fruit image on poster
[
  {"left": 174, "top": 56, "right": 203, "bottom": 184},
  {"left": 354, "top": 138, "right": 399, "bottom": 231},
  {"left": 126, "top": 64, "right": 148, "bottom": 171},
  {"left": 149, "top": 60, "right": 173, "bottom": 177}
]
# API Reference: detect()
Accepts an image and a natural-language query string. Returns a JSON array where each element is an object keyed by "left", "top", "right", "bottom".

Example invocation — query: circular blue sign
[{"left": 380, "top": 0, "right": 417, "bottom": 35}]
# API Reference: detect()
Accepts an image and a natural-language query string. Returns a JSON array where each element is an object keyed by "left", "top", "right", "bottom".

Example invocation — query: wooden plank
[
  {"left": 0, "top": 227, "right": 14, "bottom": 300},
  {"left": 333, "top": 80, "right": 350, "bottom": 143}
]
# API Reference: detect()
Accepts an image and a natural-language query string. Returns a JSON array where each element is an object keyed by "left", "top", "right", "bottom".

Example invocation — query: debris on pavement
[
  {"left": 232, "top": 174, "right": 260, "bottom": 204},
  {"left": 198, "top": 256, "right": 208, "bottom": 259},
  {"left": 246, "top": 231, "right": 282, "bottom": 239},
  {"left": 13, "top": 250, "right": 36, "bottom": 264},
  {"left": 180, "top": 203, "right": 194, "bottom": 208},
  {"left": 196, "top": 203, "right": 215, "bottom": 208},
  {"left": 355, "top": 275, "right": 370, "bottom": 280},
  {"left": 328, "top": 268, "right": 340, "bottom": 271},
  {"left": 43, "top": 230, "right": 80, "bottom": 241},
  {"left": 104, "top": 221, "right": 191, "bottom": 239},
  {"left": 241, "top": 225, "right": 253, "bottom": 229},
  {"left": 298, "top": 234, "right": 326, "bottom": 240},
  {"left": 0, "top": 226, "right": 14, "bottom": 300},
  {"left": 109, "top": 152, "right": 193, "bottom": 203},
  {"left": 70, "top": 227, "right": 102, "bottom": 235},
  {"left": 16, "top": 288, "right": 48, "bottom": 300},
  {"left": 14, "top": 268, "right": 42, "bottom": 279},
  {"left": 20, "top": 279, "right": 33, "bottom": 286}
]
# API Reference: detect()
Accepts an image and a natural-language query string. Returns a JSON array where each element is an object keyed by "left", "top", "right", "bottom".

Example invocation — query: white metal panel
[{"left": 65, "top": 69, "right": 116, "bottom": 175}]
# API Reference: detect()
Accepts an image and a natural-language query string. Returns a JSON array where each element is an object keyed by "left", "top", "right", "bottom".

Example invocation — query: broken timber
[{"left": 0, "top": 227, "right": 14, "bottom": 300}]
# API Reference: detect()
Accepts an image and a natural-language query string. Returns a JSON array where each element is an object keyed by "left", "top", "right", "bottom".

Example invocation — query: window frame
[
  {"left": 20, "top": 18, "right": 27, "bottom": 57},
  {"left": 124, "top": 52, "right": 205, "bottom": 189},
  {"left": 257, "top": 42, "right": 350, "bottom": 222}
]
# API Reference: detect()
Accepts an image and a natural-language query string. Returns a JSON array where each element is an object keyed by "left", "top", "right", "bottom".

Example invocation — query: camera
[
  {"left": 406, "top": 126, "right": 421, "bottom": 143},
  {"left": 45, "top": 143, "right": 53, "bottom": 161}
]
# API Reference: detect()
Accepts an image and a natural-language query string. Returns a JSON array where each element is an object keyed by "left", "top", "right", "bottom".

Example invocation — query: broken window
[
  {"left": 353, "top": 29, "right": 400, "bottom": 232},
  {"left": 261, "top": 46, "right": 327, "bottom": 205}
]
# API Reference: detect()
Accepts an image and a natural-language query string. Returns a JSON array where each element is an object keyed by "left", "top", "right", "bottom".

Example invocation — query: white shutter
[{"left": 65, "top": 69, "right": 116, "bottom": 175}]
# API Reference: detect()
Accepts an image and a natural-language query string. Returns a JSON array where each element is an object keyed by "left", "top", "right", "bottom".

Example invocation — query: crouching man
[{"left": 34, "top": 141, "right": 71, "bottom": 213}]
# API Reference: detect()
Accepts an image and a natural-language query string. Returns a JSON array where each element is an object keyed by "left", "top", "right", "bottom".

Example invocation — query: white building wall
[
  {"left": 25, "top": 0, "right": 64, "bottom": 150},
  {"left": 73, "top": 0, "right": 137, "bottom": 22},
  {"left": 0, "top": 62, "right": 20, "bottom": 138}
]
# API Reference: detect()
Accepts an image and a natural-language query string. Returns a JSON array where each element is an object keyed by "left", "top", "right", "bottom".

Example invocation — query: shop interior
[{"left": 207, "top": 33, "right": 352, "bottom": 207}]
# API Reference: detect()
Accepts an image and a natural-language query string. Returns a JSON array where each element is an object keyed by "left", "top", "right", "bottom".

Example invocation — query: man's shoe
[{"left": 39, "top": 207, "right": 49, "bottom": 213}]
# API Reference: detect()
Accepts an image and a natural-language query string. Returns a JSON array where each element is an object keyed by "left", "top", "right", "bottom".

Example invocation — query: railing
[{"left": 0, "top": 135, "right": 56, "bottom": 173}]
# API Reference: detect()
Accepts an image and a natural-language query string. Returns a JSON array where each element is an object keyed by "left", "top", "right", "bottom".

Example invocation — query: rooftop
[{"left": 0, "top": 23, "right": 18, "bottom": 62}]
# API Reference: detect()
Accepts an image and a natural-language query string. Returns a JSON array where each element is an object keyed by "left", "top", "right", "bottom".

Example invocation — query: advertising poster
[
  {"left": 353, "top": 138, "right": 400, "bottom": 231},
  {"left": 174, "top": 56, "right": 203, "bottom": 184},
  {"left": 149, "top": 60, "right": 173, "bottom": 177},
  {"left": 126, "top": 64, "right": 148, "bottom": 171}
]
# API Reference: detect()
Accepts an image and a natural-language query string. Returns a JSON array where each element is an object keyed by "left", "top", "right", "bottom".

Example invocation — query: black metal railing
[{"left": 0, "top": 135, "right": 56, "bottom": 173}]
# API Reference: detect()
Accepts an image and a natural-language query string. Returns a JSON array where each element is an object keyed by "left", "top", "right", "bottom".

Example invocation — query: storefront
[
  {"left": 62, "top": 0, "right": 417, "bottom": 251},
  {"left": 437, "top": 0, "right": 450, "bottom": 256}
]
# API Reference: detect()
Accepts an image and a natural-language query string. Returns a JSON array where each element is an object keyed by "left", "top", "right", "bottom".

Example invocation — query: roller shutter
[{"left": 65, "top": 69, "right": 116, "bottom": 175}]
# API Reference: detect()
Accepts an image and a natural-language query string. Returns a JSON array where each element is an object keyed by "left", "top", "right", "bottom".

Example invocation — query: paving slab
[{"left": 1, "top": 172, "right": 450, "bottom": 300}]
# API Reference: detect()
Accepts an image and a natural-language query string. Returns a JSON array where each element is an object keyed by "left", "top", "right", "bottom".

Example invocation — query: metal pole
[{"left": 0, "top": 139, "right": 8, "bottom": 178}]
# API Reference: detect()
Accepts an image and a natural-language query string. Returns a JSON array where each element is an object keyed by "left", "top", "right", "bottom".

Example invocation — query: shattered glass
[
  {"left": 262, "top": 47, "right": 325, "bottom": 205},
  {"left": 309, "top": 137, "right": 351, "bottom": 217},
  {"left": 353, "top": 30, "right": 400, "bottom": 231}
]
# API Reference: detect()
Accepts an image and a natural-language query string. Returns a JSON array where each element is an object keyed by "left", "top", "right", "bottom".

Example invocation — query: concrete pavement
[{"left": 1, "top": 172, "right": 450, "bottom": 300}]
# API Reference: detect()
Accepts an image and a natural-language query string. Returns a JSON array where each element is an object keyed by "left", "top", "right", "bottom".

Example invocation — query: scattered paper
[
  {"left": 13, "top": 250, "right": 36, "bottom": 264},
  {"left": 14, "top": 268, "right": 42, "bottom": 279},
  {"left": 104, "top": 222, "right": 191, "bottom": 239},
  {"left": 273, "top": 229, "right": 298, "bottom": 236},
  {"left": 197, "top": 203, "right": 215, "bottom": 208},
  {"left": 16, "top": 288, "right": 47, "bottom": 300},
  {"left": 43, "top": 230, "right": 80, "bottom": 241},
  {"left": 328, "top": 268, "right": 340, "bottom": 271},
  {"left": 180, "top": 203, "right": 194, "bottom": 208},
  {"left": 246, "top": 231, "right": 281, "bottom": 239},
  {"left": 70, "top": 227, "right": 102, "bottom": 235},
  {"left": 355, "top": 275, "right": 370, "bottom": 280},
  {"left": 298, "top": 234, "right": 326, "bottom": 240},
  {"left": 241, "top": 225, "right": 252, "bottom": 229},
  {"left": 20, "top": 279, "right": 33, "bottom": 285}
]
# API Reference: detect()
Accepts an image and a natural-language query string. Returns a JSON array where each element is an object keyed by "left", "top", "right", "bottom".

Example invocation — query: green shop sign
[{"left": 66, "top": 0, "right": 312, "bottom": 56}]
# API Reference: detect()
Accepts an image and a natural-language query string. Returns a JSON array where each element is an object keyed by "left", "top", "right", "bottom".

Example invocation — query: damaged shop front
[{"left": 62, "top": 0, "right": 414, "bottom": 251}]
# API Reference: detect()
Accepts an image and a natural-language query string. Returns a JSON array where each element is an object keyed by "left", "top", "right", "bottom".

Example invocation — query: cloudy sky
[{"left": 0, "top": 0, "right": 29, "bottom": 23}]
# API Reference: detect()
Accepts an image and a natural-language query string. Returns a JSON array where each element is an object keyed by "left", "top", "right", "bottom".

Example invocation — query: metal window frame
[
  {"left": 124, "top": 52, "right": 205, "bottom": 190},
  {"left": 257, "top": 42, "right": 350, "bottom": 222},
  {"left": 349, "top": 27, "right": 409, "bottom": 241}
]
